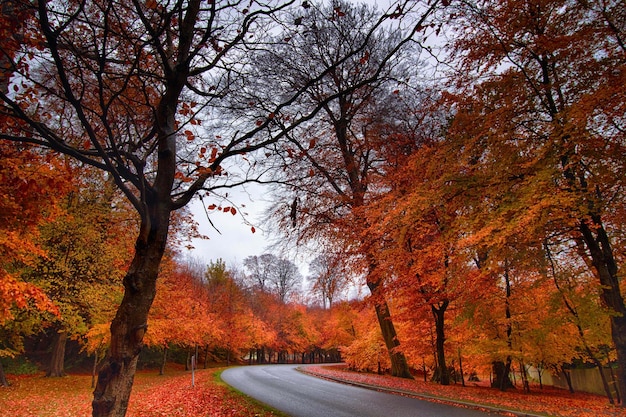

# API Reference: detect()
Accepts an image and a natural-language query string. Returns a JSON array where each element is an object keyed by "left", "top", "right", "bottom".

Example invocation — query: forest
[{"left": 0, "top": 0, "right": 624, "bottom": 416}]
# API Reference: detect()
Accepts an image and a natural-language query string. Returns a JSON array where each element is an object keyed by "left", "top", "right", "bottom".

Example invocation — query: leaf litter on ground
[
  {"left": 0, "top": 368, "right": 280, "bottom": 417},
  {"left": 301, "top": 364, "right": 625, "bottom": 417}
]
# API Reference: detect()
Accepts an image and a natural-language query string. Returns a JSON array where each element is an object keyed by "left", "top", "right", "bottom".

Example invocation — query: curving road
[{"left": 221, "top": 364, "right": 504, "bottom": 417}]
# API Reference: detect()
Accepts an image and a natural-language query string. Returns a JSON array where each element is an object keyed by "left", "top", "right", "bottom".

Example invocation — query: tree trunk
[
  {"left": 491, "top": 360, "right": 514, "bottom": 390},
  {"left": 431, "top": 302, "right": 450, "bottom": 385},
  {"left": 92, "top": 351, "right": 99, "bottom": 389},
  {"left": 609, "top": 363, "right": 621, "bottom": 404},
  {"left": 159, "top": 346, "right": 168, "bottom": 376},
  {"left": 591, "top": 356, "right": 615, "bottom": 404},
  {"left": 0, "top": 361, "right": 8, "bottom": 387},
  {"left": 46, "top": 329, "right": 67, "bottom": 377},
  {"left": 92, "top": 217, "right": 167, "bottom": 417},
  {"left": 561, "top": 365, "right": 574, "bottom": 393},
  {"left": 579, "top": 217, "right": 626, "bottom": 405},
  {"left": 519, "top": 359, "right": 530, "bottom": 393},
  {"left": 368, "top": 280, "right": 413, "bottom": 379},
  {"left": 494, "top": 261, "right": 515, "bottom": 391},
  {"left": 458, "top": 349, "right": 465, "bottom": 387}
]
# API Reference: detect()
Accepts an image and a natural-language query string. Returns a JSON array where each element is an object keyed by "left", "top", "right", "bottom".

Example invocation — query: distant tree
[
  {"left": 309, "top": 254, "right": 348, "bottom": 309},
  {"left": 244, "top": 254, "right": 302, "bottom": 303},
  {"left": 243, "top": 254, "right": 275, "bottom": 293}
]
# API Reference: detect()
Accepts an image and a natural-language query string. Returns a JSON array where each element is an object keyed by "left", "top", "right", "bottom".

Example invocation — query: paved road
[{"left": 221, "top": 364, "right": 504, "bottom": 417}]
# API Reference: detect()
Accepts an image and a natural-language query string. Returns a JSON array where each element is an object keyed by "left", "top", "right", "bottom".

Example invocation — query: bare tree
[
  {"left": 244, "top": 254, "right": 302, "bottom": 303},
  {"left": 309, "top": 254, "right": 348, "bottom": 309},
  {"left": 243, "top": 254, "right": 275, "bottom": 292}
]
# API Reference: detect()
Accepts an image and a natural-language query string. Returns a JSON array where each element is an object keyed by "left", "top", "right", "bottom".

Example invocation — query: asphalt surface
[{"left": 221, "top": 364, "right": 507, "bottom": 417}]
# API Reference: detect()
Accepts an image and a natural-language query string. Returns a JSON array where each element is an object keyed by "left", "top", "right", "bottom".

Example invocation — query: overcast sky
[
  {"left": 182, "top": 0, "right": 406, "bottom": 279},
  {"left": 184, "top": 183, "right": 275, "bottom": 268}
]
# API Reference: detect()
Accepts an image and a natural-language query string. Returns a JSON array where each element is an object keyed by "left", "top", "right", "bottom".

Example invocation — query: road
[{"left": 221, "top": 364, "right": 504, "bottom": 417}]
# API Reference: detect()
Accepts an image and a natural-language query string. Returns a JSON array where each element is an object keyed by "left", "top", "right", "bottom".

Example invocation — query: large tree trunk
[
  {"left": 92, "top": 351, "right": 99, "bottom": 389},
  {"left": 491, "top": 360, "right": 514, "bottom": 390},
  {"left": 579, "top": 216, "right": 625, "bottom": 404},
  {"left": 431, "top": 302, "right": 450, "bottom": 385},
  {"left": 92, "top": 207, "right": 169, "bottom": 417},
  {"left": 367, "top": 280, "right": 413, "bottom": 379},
  {"left": 46, "top": 329, "right": 67, "bottom": 377}
]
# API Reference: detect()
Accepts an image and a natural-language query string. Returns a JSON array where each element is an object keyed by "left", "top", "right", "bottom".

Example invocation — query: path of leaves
[
  {"left": 0, "top": 369, "right": 278, "bottom": 417},
  {"left": 303, "top": 365, "right": 625, "bottom": 417}
]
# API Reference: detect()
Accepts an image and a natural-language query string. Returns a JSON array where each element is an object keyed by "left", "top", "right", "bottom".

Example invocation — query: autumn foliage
[{"left": 0, "top": 0, "right": 625, "bottom": 414}]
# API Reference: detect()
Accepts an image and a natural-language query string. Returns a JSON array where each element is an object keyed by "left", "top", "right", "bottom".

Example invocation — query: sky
[
  {"left": 184, "top": 184, "right": 278, "bottom": 271},
  {"left": 182, "top": 0, "right": 411, "bottom": 280}
]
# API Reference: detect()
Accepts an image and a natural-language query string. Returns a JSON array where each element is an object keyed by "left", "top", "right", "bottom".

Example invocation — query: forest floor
[
  {"left": 0, "top": 366, "right": 285, "bottom": 417},
  {"left": 302, "top": 364, "right": 625, "bottom": 417},
  {"left": 1, "top": 364, "right": 624, "bottom": 416}
]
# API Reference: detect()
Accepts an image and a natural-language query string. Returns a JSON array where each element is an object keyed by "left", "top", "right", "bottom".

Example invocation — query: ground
[
  {"left": 0, "top": 364, "right": 624, "bottom": 417},
  {"left": 302, "top": 365, "right": 625, "bottom": 417}
]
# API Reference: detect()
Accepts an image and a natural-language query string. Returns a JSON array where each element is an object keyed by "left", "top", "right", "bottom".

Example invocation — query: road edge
[{"left": 296, "top": 366, "right": 550, "bottom": 417}]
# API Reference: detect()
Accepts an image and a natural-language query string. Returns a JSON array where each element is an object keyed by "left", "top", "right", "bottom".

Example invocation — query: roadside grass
[
  {"left": 213, "top": 369, "right": 290, "bottom": 417},
  {"left": 0, "top": 368, "right": 285, "bottom": 417}
]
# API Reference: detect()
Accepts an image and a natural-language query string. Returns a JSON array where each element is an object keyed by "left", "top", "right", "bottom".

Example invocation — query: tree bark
[
  {"left": 579, "top": 217, "right": 626, "bottom": 405},
  {"left": 431, "top": 302, "right": 450, "bottom": 385},
  {"left": 560, "top": 365, "right": 574, "bottom": 393},
  {"left": 92, "top": 208, "right": 168, "bottom": 417},
  {"left": 46, "top": 329, "right": 67, "bottom": 377},
  {"left": 0, "top": 361, "right": 8, "bottom": 387},
  {"left": 159, "top": 346, "right": 168, "bottom": 376},
  {"left": 92, "top": 351, "right": 99, "bottom": 389},
  {"left": 458, "top": 349, "right": 465, "bottom": 387},
  {"left": 368, "top": 280, "right": 413, "bottom": 379},
  {"left": 491, "top": 360, "right": 514, "bottom": 390}
]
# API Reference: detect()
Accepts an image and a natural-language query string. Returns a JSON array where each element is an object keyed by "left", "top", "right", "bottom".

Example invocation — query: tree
[
  {"left": 446, "top": 0, "right": 626, "bottom": 401},
  {"left": 146, "top": 256, "right": 221, "bottom": 372},
  {"left": 243, "top": 254, "right": 275, "bottom": 293},
  {"left": 0, "top": 142, "right": 70, "bottom": 386},
  {"left": 257, "top": 0, "right": 442, "bottom": 379},
  {"left": 244, "top": 254, "right": 302, "bottom": 303},
  {"left": 0, "top": 1, "right": 421, "bottom": 415},
  {"left": 204, "top": 259, "right": 251, "bottom": 365},
  {"left": 27, "top": 172, "right": 133, "bottom": 378},
  {"left": 359, "top": 140, "right": 479, "bottom": 385},
  {"left": 0, "top": 143, "right": 65, "bottom": 325},
  {"left": 309, "top": 253, "right": 348, "bottom": 309}
]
